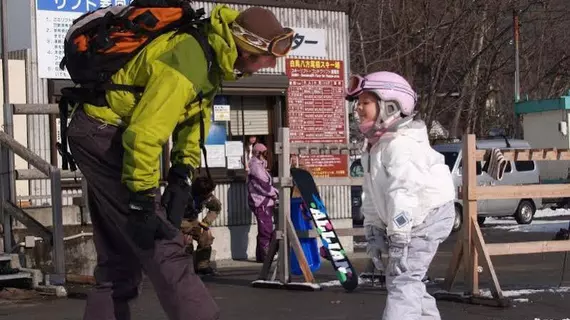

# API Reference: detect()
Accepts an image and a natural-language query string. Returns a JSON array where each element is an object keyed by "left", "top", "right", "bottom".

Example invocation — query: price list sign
[
  {"left": 286, "top": 58, "right": 348, "bottom": 178},
  {"left": 35, "top": 0, "right": 134, "bottom": 79},
  {"left": 286, "top": 58, "right": 347, "bottom": 143}
]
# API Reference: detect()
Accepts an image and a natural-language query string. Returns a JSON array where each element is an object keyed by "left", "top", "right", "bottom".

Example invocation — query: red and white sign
[
  {"left": 286, "top": 58, "right": 347, "bottom": 144},
  {"left": 286, "top": 58, "right": 348, "bottom": 178}
]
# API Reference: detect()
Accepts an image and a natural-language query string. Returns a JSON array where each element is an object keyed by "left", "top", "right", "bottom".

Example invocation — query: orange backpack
[{"left": 59, "top": 0, "right": 212, "bottom": 102}]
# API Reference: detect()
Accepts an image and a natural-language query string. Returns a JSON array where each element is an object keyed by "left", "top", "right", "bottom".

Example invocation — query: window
[
  {"left": 515, "top": 161, "right": 535, "bottom": 172},
  {"left": 438, "top": 151, "right": 459, "bottom": 172},
  {"left": 458, "top": 160, "right": 483, "bottom": 175}
]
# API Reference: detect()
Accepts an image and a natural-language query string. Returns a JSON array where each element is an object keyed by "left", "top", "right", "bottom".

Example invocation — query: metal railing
[{"left": 0, "top": 130, "right": 65, "bottom": 285}]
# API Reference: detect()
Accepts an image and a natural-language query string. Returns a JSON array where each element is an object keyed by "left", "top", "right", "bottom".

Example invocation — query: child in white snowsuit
[{"left": 346, "top": 71, "right": 456, "bottom": 320}]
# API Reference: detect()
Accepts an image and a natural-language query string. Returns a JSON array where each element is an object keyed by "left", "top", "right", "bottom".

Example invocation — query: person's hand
[
  {"left": 387, "top": 234, "right": 409, "bottom": 276},
  {"left": 161, "top": 164, "right": 193, "bottom": 228},
  {"left": 126, "top": 189, "right": 176, "bottom": 250},
  {"left": 199, "top": 229, "right": 215, "bottom": 247}
]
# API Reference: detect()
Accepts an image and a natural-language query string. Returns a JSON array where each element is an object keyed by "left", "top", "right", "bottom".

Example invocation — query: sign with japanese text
[
  {"left": 289, "top": 28, "right": 327, "bottom": 58},
  {"left": 286, "top": 58, "right": 348, "bottom": 178},
  {"left": 35, "top": 0, "right": 134, "bottom": 79},
  {"left": 286, "top": 58, "right": 346, "bottom": 143},
  {"left": 297, "top": 154, "right": 348, "bottom": 178}
]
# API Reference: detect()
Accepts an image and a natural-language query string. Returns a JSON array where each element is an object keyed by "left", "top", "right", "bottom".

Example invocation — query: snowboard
[{"left": 290, "top": 167, "right": 359, "bottom": 292}]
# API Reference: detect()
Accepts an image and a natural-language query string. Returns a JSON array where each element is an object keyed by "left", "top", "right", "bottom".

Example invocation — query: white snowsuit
[{"left": 360, "top": 119, "right": 456, "bottom": 320}]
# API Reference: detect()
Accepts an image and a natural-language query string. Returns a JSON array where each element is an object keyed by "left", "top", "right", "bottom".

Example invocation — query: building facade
[{"left": 6, "top": 0, "right": 353, "bottom": 261}]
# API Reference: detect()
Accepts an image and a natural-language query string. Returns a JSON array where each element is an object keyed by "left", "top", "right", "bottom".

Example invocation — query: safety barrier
[{"left": 437, "top": 134, "right": 570, "bottom": 307}]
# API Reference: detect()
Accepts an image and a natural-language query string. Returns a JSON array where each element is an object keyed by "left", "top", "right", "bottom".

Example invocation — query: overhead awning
[
  {"left": 48, "top": 74, "right": 289, "bottom": 97},
  {"left": 220, "top": 74, "right": 289, "bottom": 96}
]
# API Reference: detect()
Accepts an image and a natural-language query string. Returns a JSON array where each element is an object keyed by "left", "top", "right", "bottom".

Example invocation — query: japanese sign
[
  {"left": 286, "top": 58, "right": 346, "bottom": 143},
  {"left": 35, "top": 0, "right": 134, "bottom": 79},
  {"left": 286, "top": 58, "right": 348, "bottom": 178},
  {"left": 297, "top": 155, "right": 348, "bottom": 178},
  {"left": 289, "top": 28, "right": 327, "bottom": 58}
]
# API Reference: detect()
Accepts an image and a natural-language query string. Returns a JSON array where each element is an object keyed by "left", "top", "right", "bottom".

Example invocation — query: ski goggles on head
[
  {"left": 230, "top": 22, "right": 295, "bottom": 57},
  {"left": 345, "top": 74, "right": 417, "bottom": 102},
  {"left": 345, "top": 74, "right": 375, "bottom": 97}
]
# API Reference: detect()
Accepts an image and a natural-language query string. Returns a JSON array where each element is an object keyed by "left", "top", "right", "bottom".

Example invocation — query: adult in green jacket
[{"left": 66, "top": 4, "right": 294, "bottom": 320}]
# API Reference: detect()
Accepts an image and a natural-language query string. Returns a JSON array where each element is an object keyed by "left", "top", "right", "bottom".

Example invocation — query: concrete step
[
  {"left": 0, "top": 254, "right": 12, "bottom": 262},
  {"left": 0, "top": 271, "right": 32, "bottom": 281}
]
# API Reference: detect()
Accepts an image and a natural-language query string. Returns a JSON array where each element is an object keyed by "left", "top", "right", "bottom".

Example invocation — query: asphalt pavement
[{"left": 0, "top": 216, "right": 569, "bottom": 320}]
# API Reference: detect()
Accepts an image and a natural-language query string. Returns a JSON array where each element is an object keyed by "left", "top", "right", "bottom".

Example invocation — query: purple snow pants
[
  {"left": 252, "top": 205, "right": 275, "bottom": 262},
  {"left": 67, "top": 109, "right": 219, "bottom": 320}
]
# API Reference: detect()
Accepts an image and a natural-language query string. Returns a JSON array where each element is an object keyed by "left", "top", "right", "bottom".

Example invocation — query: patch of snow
[
  {"left": 535, "top": 208, "right": 570, "bottom": 218},
  {"left": 513, "top": 298, "right": 529, "bottom": 303},
  {"left": 320, "top": 277, "right": 370, "bottom": 288},
  {"left": 488, "top": 219, "right": 569, "bottom": 233},
  {"left": 319, "top": 280, "right": 341, "bottom": 287},
  {"left": 354, "top": 242, "right": 367, "bottom": 249},
  {"left": 479, "top": 287, "right": 570, "bottom": 298},
  {"left": 251, "top": 280, "right": 283, "bottom": 285}
]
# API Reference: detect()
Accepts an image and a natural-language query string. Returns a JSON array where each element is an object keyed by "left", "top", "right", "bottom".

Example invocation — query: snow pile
[
  {"left": 320, "top": 277, "right": 371, "bottom": 288},
  {"left": 479, "top": 287, "right": 570, "bottom": 298},
  {"left": 485, "top": 208, "right": 570, "bottom": 233},
  {"left": 535, "top": 208, "right": 570, "bottom": 218},
  {"left": 488, "top": 219, "right": 569, "bottom": 233},
  {"left": 354, "top": 242, "right": 367, "bottom": 249}
]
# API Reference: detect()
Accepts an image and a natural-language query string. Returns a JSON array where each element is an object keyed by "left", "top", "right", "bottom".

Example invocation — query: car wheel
[
  {"left": 514, "top": 200, "right": 535, "bottom": 225},
  {"left": 452, "top": 205, "right": 462, "bottom": 232}
]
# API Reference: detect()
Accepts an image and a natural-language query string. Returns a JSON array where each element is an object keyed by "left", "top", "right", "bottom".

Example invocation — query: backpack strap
[
  {"left": 56, "top": 96, "right": 78, "bottom": 172},
  {"left": 197, "top": 93, "right": 212, "bottom": 181},
  {"left": 182, "top": 19, "right": 215, "bottom": 181}
]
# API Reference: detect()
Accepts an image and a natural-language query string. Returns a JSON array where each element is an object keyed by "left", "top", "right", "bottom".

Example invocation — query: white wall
[
  {"left": 522, "top": 110, "right": 570, "bottom": 181},
  {"left": 0, "top": 59, "right": 30, "bottom": 201}
]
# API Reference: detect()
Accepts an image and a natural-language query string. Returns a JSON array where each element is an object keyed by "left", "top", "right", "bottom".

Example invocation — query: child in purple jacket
[{"left": 247, "top": 143, "right": 279, "bottom": 262}]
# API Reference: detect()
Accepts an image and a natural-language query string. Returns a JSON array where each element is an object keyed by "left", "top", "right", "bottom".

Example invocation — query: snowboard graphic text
[
  {"left": 309, "top": 194, "right": 352, "bottom": 282},
  {"left": 290, "top": 167, "right": 358, "bottom": 291}
]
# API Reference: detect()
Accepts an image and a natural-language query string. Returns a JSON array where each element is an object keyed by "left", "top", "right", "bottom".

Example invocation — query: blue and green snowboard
[{"left": 290, "top": 167, "right": 359, "bottom": 292}]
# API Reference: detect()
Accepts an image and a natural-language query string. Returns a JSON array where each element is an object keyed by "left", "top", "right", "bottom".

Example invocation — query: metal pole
[
  {"left": 50, "top": 168, "right": 65, "bottom": 285},
  {"left": 0, "top": 0, "right": 15, "bottom": 252},
  {"left": 277, "top": 128, "right": 290, "bottom": 283},
  {"left": 513, "top": 9, "right": 521, "bottom": 102}
]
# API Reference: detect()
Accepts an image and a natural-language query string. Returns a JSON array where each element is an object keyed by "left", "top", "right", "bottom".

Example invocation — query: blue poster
[
  {"left": 37, "top": 0, "right": 134, "bottom": 13},
  {"left": 205, "top": 96, "right": 229, "bottom": 146}
]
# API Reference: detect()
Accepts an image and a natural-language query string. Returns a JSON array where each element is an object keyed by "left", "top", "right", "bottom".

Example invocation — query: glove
[
  {"left": 198, "top": 229, "right": 215, "bottom": 247},
  {"left": 161, "top": 164, "right": 193, "bottom": 229},
  {"left": 126, "top": 189, "right": 177, "bottom": 250},
  {"left": 387, "top": 234, "right": 409, "bottom": 277},
  {"left": 365, "top": 225, "right": 388, "bottom": 272}
]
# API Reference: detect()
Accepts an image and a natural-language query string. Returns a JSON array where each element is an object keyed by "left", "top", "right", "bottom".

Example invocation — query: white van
[{"left": 433, "top": 138, "right": 542, "bottom": 232}]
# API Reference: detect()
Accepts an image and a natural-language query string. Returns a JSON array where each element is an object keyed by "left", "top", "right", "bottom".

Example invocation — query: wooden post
[
  {"left": 277, "top": 128, "right": 290, "bottom": 283},
  {"left": 463, "top": 134, "right": 479, "bottom": 294}
]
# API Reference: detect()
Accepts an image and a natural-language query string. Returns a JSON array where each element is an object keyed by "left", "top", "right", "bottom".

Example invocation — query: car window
[
  {"left": 437, "top": 151, "right": 459, "bottom": 172},
  {"left": 458, "top": 160, "right": 483, "bottom": 175},
  {"left": 515, "top": 161, "right": 535, "bottom": 172}
]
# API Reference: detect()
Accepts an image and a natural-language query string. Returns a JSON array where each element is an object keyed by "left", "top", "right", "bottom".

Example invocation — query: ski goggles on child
[
  {"left": 230, "top": 22, "right": 295, "bottom": 57},
  {"left": 345, "top": 74, "right": 417, "bottom": 100}
]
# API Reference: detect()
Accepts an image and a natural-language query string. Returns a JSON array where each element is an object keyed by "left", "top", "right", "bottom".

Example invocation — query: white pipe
[{"left": 17, "top": 231, "right": 94, "bottom": 247}]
